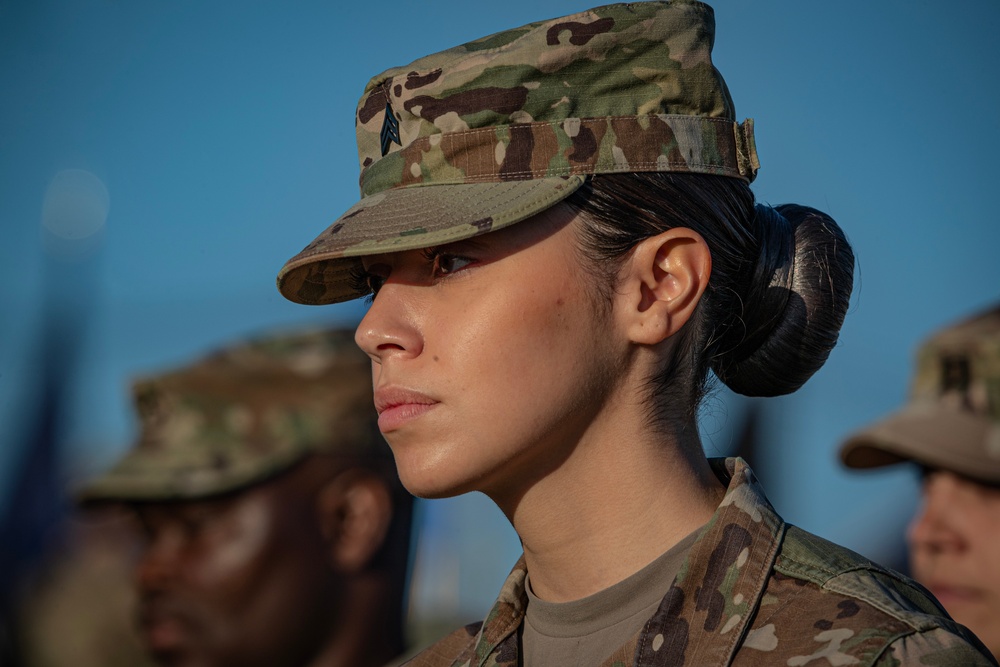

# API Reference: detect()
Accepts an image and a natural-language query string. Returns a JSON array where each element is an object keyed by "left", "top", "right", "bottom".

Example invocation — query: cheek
[
  {"left": 972, "top": 508, "right": 1000, "bottom": 585},
  {"left": 458, "top": 277, "right": 585, "bottom": 389},
  {"left": 187, "top": 515, "right": 275, "bottom": 606},
  {"left": 907, "top": 547, "right": 931, "bottom": 582},
  {"left": 460, "top": 276, "right": 605, "bottom": 430}
]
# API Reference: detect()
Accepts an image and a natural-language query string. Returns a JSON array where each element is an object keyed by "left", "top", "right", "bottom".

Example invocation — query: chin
[
  {"left": 388, "top": 441, "right": 472, "bottom": 499},
  {"left": 397, "top": 471, "right": 469, "bottom": 500},
  {"left": 395, "top": 459, "right": 486, "bottom": 500}
]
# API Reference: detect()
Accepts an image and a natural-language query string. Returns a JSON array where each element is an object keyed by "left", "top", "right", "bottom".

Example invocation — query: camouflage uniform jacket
[{"left": 405, "top": 457, "right": 996, "bottom": 667}]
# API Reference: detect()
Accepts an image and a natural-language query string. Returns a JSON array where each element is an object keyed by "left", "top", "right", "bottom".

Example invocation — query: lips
[
  {"left": 138, "top": 602, "right": 192, "bottom": 653},
  {"left": 374, "top": 386, "right": 439, "bottom": 433}
]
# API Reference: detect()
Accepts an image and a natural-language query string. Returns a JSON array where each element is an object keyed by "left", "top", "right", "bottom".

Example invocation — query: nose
[
  {"left": 134, "top": 531, "right": 181, "bottom": 593},
  {"left": 907, "top": 470, "right": 968, "bottom": 556},
  {"left": 354, "top": 283, "right": 423, "bottom": 364}
]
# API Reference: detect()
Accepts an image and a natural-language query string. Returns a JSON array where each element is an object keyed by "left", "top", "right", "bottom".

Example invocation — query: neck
[{"left": 494, "top": 415, "right": 725, "bottom": 603}]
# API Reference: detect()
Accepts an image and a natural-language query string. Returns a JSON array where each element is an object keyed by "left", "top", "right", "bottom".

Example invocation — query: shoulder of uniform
[
  {"left": 874, "top": 626, "right": 1000, "bottom": 666},
  {"left": 747, "top": 526, "right": 995, "bottom": 665},
  {"left": 776, "top": 525, "right": 948, "bottom": 626},
  {"left": 401, "top": 622, "right": 483, "bottom": 667}
]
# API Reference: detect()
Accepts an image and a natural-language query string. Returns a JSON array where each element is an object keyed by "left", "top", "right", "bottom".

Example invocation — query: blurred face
[
  {"left": 354, "top": 205, "right": 625, "bottom": 502},
  {"left": 132, "top": 472, "right": 340, "bottom": 667},
  {"left": 908, "top": 468, "right": 1000, "bottom": 658}
]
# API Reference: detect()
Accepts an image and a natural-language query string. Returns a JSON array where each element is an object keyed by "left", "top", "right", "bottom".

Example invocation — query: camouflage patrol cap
[
  {"left": 841, "top": 304, "right": 1000, "bottom": 485},
  {"left": 277, "top": 0, "right": 759, "bottom": 305},
  {"left": 77, "top": 328, "right": 386, "bottom": 504}
]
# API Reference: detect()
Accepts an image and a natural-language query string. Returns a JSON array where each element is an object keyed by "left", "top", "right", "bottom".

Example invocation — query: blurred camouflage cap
[
  {"left": 277, "top": 0, "right": 759, "bottom": 305},
  {"left": 841, "top": 303, "right": 1000, "bottom": 485},
  {"left": 77, "top": 328, "right": 386, "bottom": 504}
]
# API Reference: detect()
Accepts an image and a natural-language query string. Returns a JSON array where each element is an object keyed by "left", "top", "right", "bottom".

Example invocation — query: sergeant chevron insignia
[{"left": 380, "top": 103, "right": 401, "bottom": 156}]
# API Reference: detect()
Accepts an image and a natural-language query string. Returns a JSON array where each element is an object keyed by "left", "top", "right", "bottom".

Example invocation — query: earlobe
[
  {"left": 621, "top": 228, "right": 711, "bottom": 345},
  {"left": 317, "top": 470, "right": 394, "bottom": 573}
]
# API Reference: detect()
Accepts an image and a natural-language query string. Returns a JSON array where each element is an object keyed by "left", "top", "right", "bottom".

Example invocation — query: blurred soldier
[
  {"left": 841, "top": 303, "right": 1000, "bottom": 659},
  {"left": 77, "top": 328, "right": 413, "bottom": 667}
]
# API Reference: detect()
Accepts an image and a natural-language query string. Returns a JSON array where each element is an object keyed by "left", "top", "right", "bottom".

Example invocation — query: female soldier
[{"left": 277, "top": 2, "right": 996, "bottom": 665}]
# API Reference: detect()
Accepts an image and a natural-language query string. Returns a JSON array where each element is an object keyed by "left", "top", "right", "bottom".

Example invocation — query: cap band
[{"left": 361, "top": 115, "right": 757, "bottom": 197}]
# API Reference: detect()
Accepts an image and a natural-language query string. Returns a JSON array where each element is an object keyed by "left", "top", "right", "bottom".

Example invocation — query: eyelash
[
  {"left": 347, "top": 247, "right": 475, "bottom": 302},
  {"left": 347, "top": 263, "right": 381, "bottom": 304}
]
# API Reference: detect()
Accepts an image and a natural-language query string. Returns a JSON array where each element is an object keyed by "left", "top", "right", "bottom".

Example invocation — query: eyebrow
[
  {"left": 917, "top": 464, "right": 1000, "bottom": 491},
  {"left": 436, "top": 237, "right": 490, "bottom": 254}
]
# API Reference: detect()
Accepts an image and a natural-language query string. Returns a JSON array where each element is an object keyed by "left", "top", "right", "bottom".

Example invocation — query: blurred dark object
[{"left": 0, "top": 191, "right": 105, "bottom": 665}]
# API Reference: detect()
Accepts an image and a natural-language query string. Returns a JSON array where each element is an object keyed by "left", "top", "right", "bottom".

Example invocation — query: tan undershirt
[{"left": 520, "top": 527, "right": 701, "bottom": 667}]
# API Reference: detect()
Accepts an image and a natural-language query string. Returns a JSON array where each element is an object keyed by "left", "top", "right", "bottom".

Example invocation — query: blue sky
[{"left": 2, "top": 0, "right": 999, "bottom": 617}]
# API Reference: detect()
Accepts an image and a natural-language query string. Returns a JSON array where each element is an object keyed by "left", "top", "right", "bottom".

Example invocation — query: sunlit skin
[
  {"left": 131, "top": 461, "right": 399, "bottom": 667},
  {"left": 908, "top": 469, "right": 1000, "bottom": 658},
  {"left": 355, "top": 204, "right": 726, "bottom": 602}
]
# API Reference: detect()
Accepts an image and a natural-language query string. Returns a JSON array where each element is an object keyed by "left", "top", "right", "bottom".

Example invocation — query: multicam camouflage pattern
[
  {"left": 841, "top": 303, "right": 1000, "bottom": 484},
  {"left": 277, "top": 0, "right": 760, "bottom": 306},
  {"left": 909, "top": 303, "right": 1000, "bottom": 422},
  {"left": 403, "top": 458, "right": 997, "bottom": 667},
  {"left": 77, "top": 328, "right": 386, "bottom": 503}
]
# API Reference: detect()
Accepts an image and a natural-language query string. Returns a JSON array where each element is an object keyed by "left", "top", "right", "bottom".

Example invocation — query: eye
[
  {"left": 176, "top": 504, "right": 229, "bottom": 539},
  {"left": 436, "top": 254, "right": 473, "bottom": 275},
  {"left": 422, "top": 248, "right": 475, "bottom": 277},
  {"left": 131, "top": 511, "right": 159, "bottom": 543},
  {"left": 179, "top": 511, "right": 208, "bottom": 535}
]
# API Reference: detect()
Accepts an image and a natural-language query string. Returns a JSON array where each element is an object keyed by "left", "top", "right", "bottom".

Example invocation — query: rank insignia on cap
[
  {"left": 941, "top": 355, "right": 971, "bottom": 394},
  {"left": 380, "top": 103, "right": 401, "bottom": 156}
]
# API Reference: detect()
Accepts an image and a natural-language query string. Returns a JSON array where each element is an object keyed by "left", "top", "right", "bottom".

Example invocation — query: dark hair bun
[{"left": 710, "top": 204, "right": 854, "bottom": 397}]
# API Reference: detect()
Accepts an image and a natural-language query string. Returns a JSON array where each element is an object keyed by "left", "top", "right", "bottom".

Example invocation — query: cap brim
[
  {"left": 74, "top": 444, "right": 309, "bottom": 506},
  {"left": 277, "top": 176, "right": 586, "bottom": 305},
  {"left": 840, "top": 402, "right": 1000, "bottom": 485}
]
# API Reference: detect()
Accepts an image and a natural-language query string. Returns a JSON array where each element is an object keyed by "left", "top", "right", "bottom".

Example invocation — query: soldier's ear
[
  {"left": 614, "top": 227, "right": 711, "bottom": 346},
  {"left": 316, "top": 469, "right": 393, "bottom": 573}
]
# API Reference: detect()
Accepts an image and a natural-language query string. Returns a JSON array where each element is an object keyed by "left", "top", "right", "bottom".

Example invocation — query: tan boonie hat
[
  {"left": 840, "top": 303, "right": 1000, "bottom": 485},
  {"left": 77, "top": 328, "right": 386, "bottom": 504},
  {"left": 277, "top": 0, "right": 759, "bottom": 305}
]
